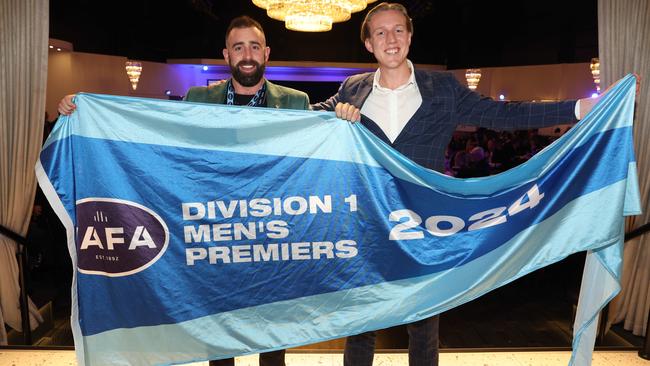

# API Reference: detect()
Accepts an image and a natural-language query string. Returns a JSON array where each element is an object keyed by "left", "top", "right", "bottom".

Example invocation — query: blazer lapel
[
  {"left": 355, "top": 74, "right": 374, "bottom": 106},
  {"left": 264, "top": 80, "right": 285, "bottom": 108},
  {"left": 392, "top": 69, "right": 433, "bottom": 145},
  {"left": 208, "top": 82, "right": 228, "bottom": 104},
  {"left": 356, "top": 73, "right": 393, "bottom": 144}
]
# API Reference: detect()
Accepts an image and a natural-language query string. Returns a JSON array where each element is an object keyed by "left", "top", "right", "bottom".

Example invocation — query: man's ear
[
  {"left": 364, "top": 38, "right": 373, "bottom": 53},
  {"left": 222, "top": 48, "right": 229, "bottom": 63},
  {"left": 264, "top": 46, "right": 270, "bottom": 63}
]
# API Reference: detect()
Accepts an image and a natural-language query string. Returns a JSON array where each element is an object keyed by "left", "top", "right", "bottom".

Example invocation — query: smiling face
[
  {"left": 223, "top": 26, "right": 270, "bottom": 89},
  {"left": 364, "top": 9, "right": 412, "bottom": 71}
]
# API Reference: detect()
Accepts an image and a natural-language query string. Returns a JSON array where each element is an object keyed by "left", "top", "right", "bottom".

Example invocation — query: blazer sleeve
[
  {"left": 311, "top": 77, "right": 350, "bottom": 111},
  {"left": 450, "top": 74, "right": 578, "bottom": 130},
  {"left": 298, "top": 93, "right": 310, "bottom": 110},
  {"left": 279, "top": 89, "right": 310, "bottom": 110},
  {"left": 183, "top": 86, "right": 204, "bottom": 102}
]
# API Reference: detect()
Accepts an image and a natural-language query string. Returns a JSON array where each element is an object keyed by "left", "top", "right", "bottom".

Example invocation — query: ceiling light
[
  {"left": 253, "top": 0, "right": 377, "bottom": 32},
  {"left": 48, "top": 38, "right": 73, "bottom": 52},
  {"left": 465, "top": 69, "right": 481, "bottom": 90},
  {"left": 125, "top": 61, "right": 143, "bottom": 90},
  {"left": 590, "top": 58, "right": 600, "bottom": 92}
]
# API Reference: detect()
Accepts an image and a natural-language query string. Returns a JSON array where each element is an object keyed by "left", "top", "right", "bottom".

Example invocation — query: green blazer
[{"left": 184, "top": 79, "right": 310, "bottom": 110}]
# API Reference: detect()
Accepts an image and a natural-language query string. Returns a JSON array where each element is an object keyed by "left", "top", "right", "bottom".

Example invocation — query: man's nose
[
  {"left": 242, "top": 47, "right": 253, "bottom": 59},
  {"left": 386, "top": 30, "right": 397, "bottom": 43}
]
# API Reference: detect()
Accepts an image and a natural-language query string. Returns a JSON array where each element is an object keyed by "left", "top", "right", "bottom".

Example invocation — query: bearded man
[
  {"left": 185, "top": 16, "right": 308, "bottom": 366},
  {"left": 184, "top": 16, "right": 309, "bottom": 110}
]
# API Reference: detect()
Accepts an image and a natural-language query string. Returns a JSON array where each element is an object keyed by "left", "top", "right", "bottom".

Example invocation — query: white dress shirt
[
  {"left": 361, "top": 61, "right": 581, "bottom": 143},
  {"left": 361, "top": 60, "right": 422, "bottom": 143}
]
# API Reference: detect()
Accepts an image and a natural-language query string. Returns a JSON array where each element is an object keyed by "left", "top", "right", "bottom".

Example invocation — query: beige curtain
[
  {"left": 599, "top": 0, "right": 650, "bottom": 337},
  {"left": 0, "top": 0, "right": 49, "bottom": 344}
]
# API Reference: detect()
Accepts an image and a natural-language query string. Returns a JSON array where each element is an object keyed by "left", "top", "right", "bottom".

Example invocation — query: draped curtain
[
  {"left": 599, "top": 0, "right": 650, "bottom": 336},
  {"left": 0, "top": 0, "right": 49, "bottom": 344}
]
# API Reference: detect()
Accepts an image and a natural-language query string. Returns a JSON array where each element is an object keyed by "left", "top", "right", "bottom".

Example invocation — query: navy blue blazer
[{"left": 312, "top": 70, "right": 577, "bottom": 172}]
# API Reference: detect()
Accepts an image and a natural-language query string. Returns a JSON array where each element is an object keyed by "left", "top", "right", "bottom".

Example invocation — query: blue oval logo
[{"left": 76, "top": 198, "right": 169, "bottom": 277}]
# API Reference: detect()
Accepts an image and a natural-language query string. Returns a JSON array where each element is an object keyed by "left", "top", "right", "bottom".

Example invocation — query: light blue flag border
[{"left": 35, "top": 75, "right": 640, "bottom": 366}]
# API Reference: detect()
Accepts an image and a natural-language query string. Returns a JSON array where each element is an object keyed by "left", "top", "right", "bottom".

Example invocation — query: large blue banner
[{"left": 37, "top": 75, "right": 639, "bottom": 366}]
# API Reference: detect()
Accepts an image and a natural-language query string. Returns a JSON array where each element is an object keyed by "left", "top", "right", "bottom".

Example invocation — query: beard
[{"left": 229, "top": 60, "right": 265, "bottom": 87}]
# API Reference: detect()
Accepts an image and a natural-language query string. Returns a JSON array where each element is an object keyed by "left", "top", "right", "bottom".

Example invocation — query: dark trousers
[
  {"left": 344, "top": 315, "right": 439, "bottom": 366},
  {"left": 209, "top": 349, "right": 286, "bottom": 366}
]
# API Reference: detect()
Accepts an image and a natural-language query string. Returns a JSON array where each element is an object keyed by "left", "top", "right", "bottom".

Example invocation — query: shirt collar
[{"left": 373, "top": 60, "right": 417, "bottom": 92}]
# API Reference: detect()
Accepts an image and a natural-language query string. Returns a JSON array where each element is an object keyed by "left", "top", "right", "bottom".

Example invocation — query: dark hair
[
  {"left": 225, "top": 16, "right": 266, "bottom": 45},
  {"left": 360, "top": 2, "right": 413, "bottom": 42}
]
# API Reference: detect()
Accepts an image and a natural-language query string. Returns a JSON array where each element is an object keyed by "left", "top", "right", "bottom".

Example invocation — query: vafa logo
[{"left": 76, "top": 198, "right": 169, "bottom": 277}]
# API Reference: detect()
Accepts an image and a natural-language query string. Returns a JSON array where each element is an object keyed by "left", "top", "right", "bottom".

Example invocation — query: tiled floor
[{"left": 0, "top": 349, "right": 647, "bottom": 366}]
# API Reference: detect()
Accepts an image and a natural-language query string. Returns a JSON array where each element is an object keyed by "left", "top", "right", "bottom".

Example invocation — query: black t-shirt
[{"left": 233, "top": 93, "right": 267, "bottom": 107}]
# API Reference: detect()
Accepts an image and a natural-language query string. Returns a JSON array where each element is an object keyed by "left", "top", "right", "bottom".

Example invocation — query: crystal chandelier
[
  {"left": 253, "top": 0, "right": 377, "bottom": 32},
  {"left": 125, "top": 61, "right": 143, "bottom": 90},
  {"left": 590, "top": 57, "right": 600, "bottom": 93},
  {"left": 465, "top": 69, "right": 481, "bottom": 90}
]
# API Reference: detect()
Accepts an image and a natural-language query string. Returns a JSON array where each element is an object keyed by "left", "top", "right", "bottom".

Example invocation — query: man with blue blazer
[{"left": 313, "top": 2, "right": 602, "bottom": 366}]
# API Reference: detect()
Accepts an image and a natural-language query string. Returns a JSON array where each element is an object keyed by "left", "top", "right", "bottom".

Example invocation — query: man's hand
[
  {"left": 578, "top": 73, "right": 641, "bottom": 119},
  {"left": 335, "top": 102, "right": 361, "bottom": 123},
  {"left": 57, "top": 94, "right": 77, "bottom": 115},
  {"left": 578, "top": 95, "right": 598, "bottom": 120}
]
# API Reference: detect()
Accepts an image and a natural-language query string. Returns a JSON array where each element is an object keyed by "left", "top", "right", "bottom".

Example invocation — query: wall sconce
[
  {"left": 125, "top": 61, "right": 143, "bottom": 90},
  {"left": 465, "top": 69, "right": 481, "bottom": 90},
  {"left": 590, "top": 58, "right": 600, "bottom": 93}
]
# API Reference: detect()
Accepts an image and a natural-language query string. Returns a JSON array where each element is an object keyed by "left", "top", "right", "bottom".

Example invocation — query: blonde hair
[{"left": 360, "top": 2, "right": 413, "bottom": 42}]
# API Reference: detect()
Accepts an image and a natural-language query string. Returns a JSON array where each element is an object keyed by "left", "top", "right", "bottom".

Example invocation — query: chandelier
[
  {"left": 590, "top": 57, "right": 600, "bottom": 92},
  {"left": 465, "top": 69, "right": 481, "bottom": 90},
  {"left": 125, "top": 61, "right": 143, "bottom": 90},
  {"left": 253, "top": 0, "right": 377, "bottom": 32}
]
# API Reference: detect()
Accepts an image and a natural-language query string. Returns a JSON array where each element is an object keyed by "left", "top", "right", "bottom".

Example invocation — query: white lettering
[
  {"left": 215, "top": 200, "right": 238, "bottom": 219},
  {"left": 253, "top": 244, "right": 279, "bottom": 261},
  {"left": 425, "top": 215, "right": 465, "bottom": 237},
  {"left": 249, "top": 198, "right": 272, "bottom": 217},
  {"left": 206, "top": 201, "right": 216, "bottom": 219},
  {"left": 336, "top": 240, "right": 358, "bottom": 258},
  {"left": 312, "top": 241, "right": 334, "bottom": 259},
  {"left": 232, "top": 245, "right": 252, "bottom": 263},
  {"left": 80, "top": 226, "right": 104, "bottom": 249},
  {"left": 182, "top": 202, "right": 205, "bottom": 220},
  {"left": 309, "top": 195, "right": 332, "bottom": 214},
  {"left": 266, "top": 220, "right": 289, "bottom": 239},
  {"left": 184, "top": 224, "right": 211, "bottom": 243},
  {"left": 281, "top": 243, "right": 290, "bottom": 260},
  {"left": 186, "top": 248, "right": 207, "bottom": 265},
  {"left": 233, "top": 222, "right": 256, "bottom": 240},
  {"left": 208, "top": 246, "right": 231, "bottom": 264},
  {"left": 105, "top": 227, "right": 125, "bottom": 250},
  {"left": 129, "top": 226, "right": 156, "bottom": 249},
  {"left": 212, "top": 223, "right": 232, "bottom": 241},
  {"left": 283, "top": 196, "right": 308, "bottom": 215},
  {"left": 291, "top": 242, "right": 311, "bottom": 260},
  {"left": 185, "top": 240, "right": 358, "bottom": 265}
]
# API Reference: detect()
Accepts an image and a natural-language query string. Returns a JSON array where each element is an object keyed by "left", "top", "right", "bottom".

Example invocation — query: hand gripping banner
[{"left": 36, "top": 75, "right": 640, "bottom": 366}]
